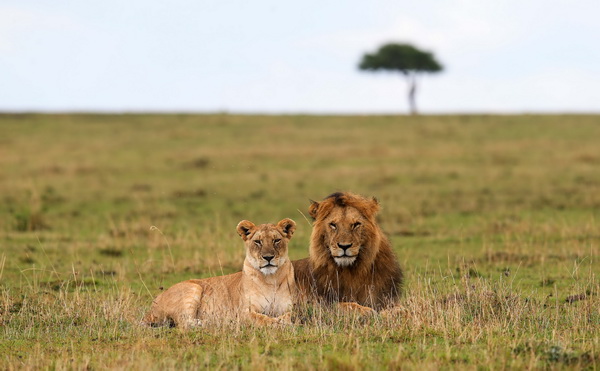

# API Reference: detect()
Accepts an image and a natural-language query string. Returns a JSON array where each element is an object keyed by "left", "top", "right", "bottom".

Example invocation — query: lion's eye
[
  {"left": 253, "top": 240, "right": 262, "bottom": 247},
  {"left": 352, "top": 222, "right": 362, "bottom": 229},
  {"left": 273, "top": 239, "right": 281, "bottom": 245},
  {"left": 329, "top": 223, "right": 337, "bottom": 230}
]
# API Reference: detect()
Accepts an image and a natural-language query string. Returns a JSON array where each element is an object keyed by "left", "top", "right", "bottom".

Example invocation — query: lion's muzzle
[{"left": 331, "top": 243, "right": 360, "bottom": 267}]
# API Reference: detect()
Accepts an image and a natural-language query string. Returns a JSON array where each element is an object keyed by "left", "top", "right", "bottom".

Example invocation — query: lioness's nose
[
  {"left": 337, "top": 242, "right": 352, "bottom": 251},
  {"left": 263, "top": 255, "right": 275, "bottom": 262}
]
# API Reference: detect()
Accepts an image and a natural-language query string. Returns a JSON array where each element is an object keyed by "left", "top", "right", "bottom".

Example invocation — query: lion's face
[
  {"left": 309, "top": 192, "right": 381, "bottom": 268},
  {"left": 319, "top": 206, "right": 368, "bottom": 267},
  {"left": 237, "top": 219, "right": 296, "bottom": 275}
]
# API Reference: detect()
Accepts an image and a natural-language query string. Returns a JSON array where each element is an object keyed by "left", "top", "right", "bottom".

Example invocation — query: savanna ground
[{"left": 0, "top": 114, "right": 599, "bottom": 370}]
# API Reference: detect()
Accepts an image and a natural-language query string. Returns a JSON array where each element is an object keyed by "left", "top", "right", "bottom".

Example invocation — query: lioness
[
  {"left": 143, "top": 218, "right": 297, "bottom": 328},
  {"left": 293, "top": 192, "right": 403, "bottom": 312}
]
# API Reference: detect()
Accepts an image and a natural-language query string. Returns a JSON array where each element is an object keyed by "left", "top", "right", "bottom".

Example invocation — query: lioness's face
[
  {"left": 321, "top": 206, "right": 367, "bottom": 267},
  {"left": 237, "top": 219, "right": 296, "bottom": 275}
]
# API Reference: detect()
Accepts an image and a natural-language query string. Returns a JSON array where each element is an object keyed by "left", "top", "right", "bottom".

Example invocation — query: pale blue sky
[{"left": 1, "top": 0, "right": 599, "bottom": 113}]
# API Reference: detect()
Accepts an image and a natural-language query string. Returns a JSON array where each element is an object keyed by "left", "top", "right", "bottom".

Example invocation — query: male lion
[
  {"left": 293, "top": 192, "right": 403, "bottom": 311},
  {"left": 143, "top": 218, "right": 297, "bottom": 328}
]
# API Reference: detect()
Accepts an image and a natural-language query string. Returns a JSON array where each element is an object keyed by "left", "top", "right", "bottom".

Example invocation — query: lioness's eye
[
  {"left": 273, "top": 239, "right": 281, "bottom": 245},
  {"left": 352, "top": 222, "right": 362, "bottom": 229},
  {"left": 329, "top": 223, "right": 337, "bottom": 230},
  {"left": 253, "top": 240, "right": 262, "bottom": 247}
]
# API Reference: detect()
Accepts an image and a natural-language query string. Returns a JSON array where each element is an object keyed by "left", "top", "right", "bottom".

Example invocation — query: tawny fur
[
  {"left": 293, "top": 192, "right": 403, "bottom": 311},
  {"left": 143, "top": 218, "right": 297, "bottom": 328}
]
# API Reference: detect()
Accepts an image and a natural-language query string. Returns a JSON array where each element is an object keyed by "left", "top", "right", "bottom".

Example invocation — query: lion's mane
[{"left": 293, "top": 192, "right": 403, "bottom": 310}]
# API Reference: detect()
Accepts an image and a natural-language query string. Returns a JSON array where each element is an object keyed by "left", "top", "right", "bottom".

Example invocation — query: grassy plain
[{"left": 0, "top": 114, "right": 599, "bottom": 370}]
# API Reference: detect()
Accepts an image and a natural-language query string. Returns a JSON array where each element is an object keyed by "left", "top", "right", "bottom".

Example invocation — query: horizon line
[{"left": 1, "top": 109, "right": 599, "bottom": 116}]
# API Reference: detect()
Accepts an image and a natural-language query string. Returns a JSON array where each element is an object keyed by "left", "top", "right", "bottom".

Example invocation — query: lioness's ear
[
  {"left": 277, "top": 218, "right": 296, "bottom": 239},
  {"left": 236, "top": 220, "right": 256, "bottom": 241},
  {"left": 308, "top": 200, "right": 319, "bottom": 219}
]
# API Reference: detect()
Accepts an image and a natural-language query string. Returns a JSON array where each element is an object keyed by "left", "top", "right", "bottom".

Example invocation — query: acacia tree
[{"left": 359, "top": 43, "right": 443, "bottom": 115}]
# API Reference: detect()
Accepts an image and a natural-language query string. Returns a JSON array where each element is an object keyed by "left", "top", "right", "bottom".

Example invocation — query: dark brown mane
[
  {"left": 309, "top": 192, "right": 380, "bottom": 221},
  {"left": 293, "top": 192, "right": 403, "bottom": 310},
  {"left": 324, "top": 191, "right": 379, "bottom": 208}
]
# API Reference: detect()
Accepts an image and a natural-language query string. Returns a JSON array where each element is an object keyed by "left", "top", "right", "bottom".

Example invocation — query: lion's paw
[{"left": 338, "top": 302, "right": 377, "bottom": 316}]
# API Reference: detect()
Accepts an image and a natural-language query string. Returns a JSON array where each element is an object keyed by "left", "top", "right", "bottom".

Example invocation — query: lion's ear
[
  {"left": 277, "top": 218, "right": 296, "bottom": 239},
  {"left": 308, "top": 200, "right": 320, "bottom": 219},
  {"left": 366, "top": 197, "right": 381, "bottom": 217},
  {"left": 236, "top": 220, "right": 256, "bottom": 241}
]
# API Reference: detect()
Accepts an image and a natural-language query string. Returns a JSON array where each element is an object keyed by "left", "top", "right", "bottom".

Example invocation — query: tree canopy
[
  {"left": 359, "top": 43, "right": 442, "bottom": 74},
  {"left": 359, "top": 43, "right": 443, "bottom": 114}
]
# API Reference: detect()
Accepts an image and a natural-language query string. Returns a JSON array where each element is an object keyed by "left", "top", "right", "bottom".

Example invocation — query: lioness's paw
[{"left": 275, "top": 312, "right": 293, "bottom": 325}]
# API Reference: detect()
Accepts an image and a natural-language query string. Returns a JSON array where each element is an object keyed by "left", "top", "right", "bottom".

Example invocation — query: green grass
[{"left": 0, "top": 113, "right": 599, "bottom": 369}]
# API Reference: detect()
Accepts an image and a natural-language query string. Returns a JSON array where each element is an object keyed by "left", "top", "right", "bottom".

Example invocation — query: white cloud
[{"left": 0, "top": 6, "right": 80, "bottom": 53}]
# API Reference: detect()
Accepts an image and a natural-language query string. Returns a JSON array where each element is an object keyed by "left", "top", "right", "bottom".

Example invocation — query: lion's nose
[
  {"left": 263, "top": 255, "right": 275, "bottom": 262},
  {"left": 337, "top": 242, "right": 353, "bottom": 251}
]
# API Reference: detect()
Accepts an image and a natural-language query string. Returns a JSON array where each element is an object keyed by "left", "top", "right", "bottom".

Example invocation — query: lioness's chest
[{"left": 246, "top": 285, "right": 293, "bottom": 316}]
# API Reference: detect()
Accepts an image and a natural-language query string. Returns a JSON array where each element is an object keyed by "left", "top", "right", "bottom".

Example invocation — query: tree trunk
[{"left": 407, "top": 73, "right": 417, "bottom": 115}]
